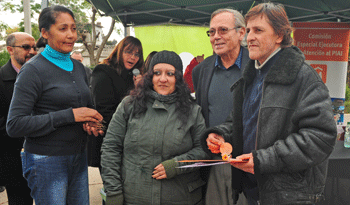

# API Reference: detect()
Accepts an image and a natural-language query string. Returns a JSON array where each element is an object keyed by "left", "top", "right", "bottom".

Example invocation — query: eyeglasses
[
  {"left": 12, "top": 44, "right": 37, "bottom": 51},
  {"left": 123, "top": 50, "right": 140, "bottom": 58},
  {"left": 206, "top": 26, "right": 241, "bottom": 37}
]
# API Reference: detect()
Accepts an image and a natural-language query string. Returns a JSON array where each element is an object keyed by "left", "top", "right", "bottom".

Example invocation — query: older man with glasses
[
  {"left": 0, "top": 32, "right": 36, "bottom": 204},
  {"left": 192, "top": 8, "right": 250, "bottom": 205}
]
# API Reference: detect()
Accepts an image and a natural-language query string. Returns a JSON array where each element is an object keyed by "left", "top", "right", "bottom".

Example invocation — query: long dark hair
[
  {"left": 143, "top": 51, "right": 158, "bottom": 74},
  {"left": 100, "top": 36, "right": 144, "bottom": 75},
  {"left": 128, "top": 65, "right": 195, "bottom": 125},
  {"left": 37, "top": 5, "right": 75, "bottom": 46}
]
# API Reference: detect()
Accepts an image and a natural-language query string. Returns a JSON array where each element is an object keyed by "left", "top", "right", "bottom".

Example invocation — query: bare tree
[
  {"left": 0, "top": 0, "right": 120, "bottom": 67},
  {"left": 82, "top": 6, "right": 116, "bottom": 66}
]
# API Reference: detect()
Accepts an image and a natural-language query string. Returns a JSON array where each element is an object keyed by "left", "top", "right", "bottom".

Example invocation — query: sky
[{"left": 0, "top": 0, "right": 128, "bottom": 42}]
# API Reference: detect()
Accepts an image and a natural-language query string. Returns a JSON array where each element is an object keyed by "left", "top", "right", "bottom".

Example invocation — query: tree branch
[{"left": 95, "top": 18, "right": 116, "bottom": 65}]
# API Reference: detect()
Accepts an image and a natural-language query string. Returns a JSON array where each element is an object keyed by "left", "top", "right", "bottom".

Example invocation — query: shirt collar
[
  {"left": 11, "top": 61, "right": 20, "bottom": 73},
  {"left": 255, "top": 47, "right": 281, "bottom": 70},
  {"left": 215, "top": 47, "right": 243, "bottom": 70}
]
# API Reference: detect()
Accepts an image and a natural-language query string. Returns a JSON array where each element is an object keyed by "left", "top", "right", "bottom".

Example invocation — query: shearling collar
[{"left": 243, "top": 46, "right": 305, "bottom": 85}]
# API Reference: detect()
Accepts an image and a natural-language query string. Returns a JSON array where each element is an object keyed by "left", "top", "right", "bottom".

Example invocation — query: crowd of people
[{"left": 0, "top": 2, "right": 337, "bottom": 205}]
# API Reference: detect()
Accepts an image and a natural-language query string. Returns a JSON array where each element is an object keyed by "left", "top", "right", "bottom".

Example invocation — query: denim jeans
[{"left": 21, "top": 150, "right": 89, "bottom": 205}]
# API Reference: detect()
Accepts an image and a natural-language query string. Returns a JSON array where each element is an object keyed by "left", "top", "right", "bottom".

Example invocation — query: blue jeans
[{"left": 21, "top": 150, "right": 89, "bottom": 205}]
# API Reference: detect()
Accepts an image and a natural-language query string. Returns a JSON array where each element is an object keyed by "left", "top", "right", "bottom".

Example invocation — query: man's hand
[
  {"left": 195, "top": 54, "right": 204, "bottom": 63},
  {"left": 229, "top": 153, "right": 254, "bottom": 174},
  {"left": 206, "top": 133, "right": 225, "bottom": 154}
]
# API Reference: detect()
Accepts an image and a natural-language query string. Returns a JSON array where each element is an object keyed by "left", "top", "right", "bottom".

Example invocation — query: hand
[
  {"left": 206, "top": 133, "right": 225, "bottom": 154},
  {"left": 133, "top": 74, "right": 142, "bottom": 86},
  {"left": 83, "top": 122, "right": 104, "bottom": 137},
  {"left": 195, "top": 54, "right": 204, "bottom": 63},
  {"left": 72, "top": 107, "right": 103, "bottom": 123},
  {"left": 152, "top": 163, "right": 167, "bottom": 180},
  {"left": 229, "top": 153, "right": 254, "bottom": 174}
]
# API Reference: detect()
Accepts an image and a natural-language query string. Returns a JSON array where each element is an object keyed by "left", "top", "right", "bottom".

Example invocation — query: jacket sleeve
[
  {"left": 199, "top": 113, "right": 238, "bottom": 158},
  {"left": 192, "top": 63, "right": 201, "bottom": 93},
  {"left": 253, "top": 79, "right": 337, "bottom": 176},
  {"left": 91, "top": 65, "right": 120, "bottom": 126},
  {"left": 100, "top": 98, "right": 129, "bottom": 197},
  {"left": 6, "top": 64, "right": 75, "bottom": 138}
]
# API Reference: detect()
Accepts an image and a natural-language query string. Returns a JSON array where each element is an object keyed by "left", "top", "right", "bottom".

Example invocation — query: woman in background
[
  {"left": 89, "top": 36, "right": 144, "bottom": 168},
  {"left": 6, "top": 5, "right": 103, "bottom": 204},
  {"left": 143, "top": 51, "right": 157, "bottom": 74}
]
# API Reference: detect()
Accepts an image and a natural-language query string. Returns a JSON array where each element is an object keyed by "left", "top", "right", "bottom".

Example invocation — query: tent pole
[{"left": 24, "top": 0, "right": 31, "bottom": 35}]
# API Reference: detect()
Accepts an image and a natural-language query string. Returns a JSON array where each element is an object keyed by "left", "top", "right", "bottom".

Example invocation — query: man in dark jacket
[
  {"left": 0, "top": 32, "right": 36, "bottom": 204},
  {"left": 201, "top": 3, "right": 337, "bottom": 205},
  {"left": 192, "top": 8, "right": 249, "bottom": 205}
]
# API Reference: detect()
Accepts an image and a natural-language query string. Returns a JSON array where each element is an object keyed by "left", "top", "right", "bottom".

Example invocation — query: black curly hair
[{"left": 128, "top": 65, "right": 195, "bottom": 126}]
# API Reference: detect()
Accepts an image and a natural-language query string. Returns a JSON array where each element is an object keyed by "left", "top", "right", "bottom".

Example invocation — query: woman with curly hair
[{"left": 100, "top": 50, "right": 208, "bottom": 205}]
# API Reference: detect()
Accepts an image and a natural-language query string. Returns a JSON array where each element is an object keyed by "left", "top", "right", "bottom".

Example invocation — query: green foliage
[
  {"left": 0, "top": 50, "right": 10, "bottom": 67},
  {"left": 1, "top": 1, "right": 41, "bottom": 17},
  {"left": 0, "top": 0, "right": 91, "bottom": 40},
  {"left": 0, "top": 0, "right": 120, "bottom": 66},
  {"left": 50, "top": 0, "right": 91, "bottom": 32},
  {"left": 18, "top": 22, "right": 40, "bottom": 40},
  {"left": 0, "top": 22, "right": 9, "bottom": 40},
  {"left": 346, "top": 85, "right": 350, "bottom": 101},
  {"left": 345, "top": 85, "right": 350, "bottom": 113}
]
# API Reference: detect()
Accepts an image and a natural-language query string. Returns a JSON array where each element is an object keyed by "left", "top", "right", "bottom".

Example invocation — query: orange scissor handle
[{"left": 220, "top": 142, "right": 232, "bottom": 161}]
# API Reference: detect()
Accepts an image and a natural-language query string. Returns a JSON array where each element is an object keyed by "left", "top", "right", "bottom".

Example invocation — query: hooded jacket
[
  {"left": 101, "top": 96, "right": 208, "bottom": 205},
  {"left": 201, "top": 46, "right": 337, "bottom": 204}
]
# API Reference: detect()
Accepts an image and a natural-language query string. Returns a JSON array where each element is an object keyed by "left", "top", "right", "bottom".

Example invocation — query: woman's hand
[
  {"left": 73, "top": 107, "right": 104, "bottom": 137},
  {"left": 73, "top": 107, "right": 103, "bottom": 123},
  {"left": 206, "top": 133, "right": 225, "bottom": 154},
  {"left": 152, "top": 163, "right": 167, "bottom": 180},
  {"left": 83, "top": 122, "right": 104, "bottom": 137},
  {"left": 133, "top": 74, "right": 142, "bottom": 86}
]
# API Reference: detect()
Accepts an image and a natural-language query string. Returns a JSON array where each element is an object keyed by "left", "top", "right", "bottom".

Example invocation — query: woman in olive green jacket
[{"left": 101, "top": 51, "right": 208, "bottom": 205}]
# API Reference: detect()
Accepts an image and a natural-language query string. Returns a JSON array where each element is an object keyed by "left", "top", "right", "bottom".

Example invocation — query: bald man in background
[{"left": 0, "top": 32, "right": 36, "bottom": 205}]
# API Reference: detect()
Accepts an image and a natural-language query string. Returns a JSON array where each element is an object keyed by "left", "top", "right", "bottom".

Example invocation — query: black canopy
[{"left": 87, "top": 0, "right": 350, "bottom": 27}]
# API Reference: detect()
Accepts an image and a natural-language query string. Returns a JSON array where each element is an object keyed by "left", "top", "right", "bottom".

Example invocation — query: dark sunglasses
[{"left": 12, "top": 44, "right": 37, "bottom": 51}]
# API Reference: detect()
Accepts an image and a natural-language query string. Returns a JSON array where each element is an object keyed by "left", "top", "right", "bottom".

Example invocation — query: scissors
[{"left": 177, "top": 142, "right": 249, "bottom": 168}]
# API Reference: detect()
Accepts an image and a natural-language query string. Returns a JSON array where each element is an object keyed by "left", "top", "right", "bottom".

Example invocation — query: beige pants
[{"left": 205, "top": 158, "right": 248, "bottom": 205}]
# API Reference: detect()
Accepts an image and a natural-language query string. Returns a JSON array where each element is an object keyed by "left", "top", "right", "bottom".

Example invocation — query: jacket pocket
[
  {"left": 188, "top": 177, "right": 206, "bottom": 192},
  {"left": 125, "top": 118, "right": 139, "bottom": 142},
  {"left": 187, "top": 177, "right": 206, "bottom": 204},
  {"left": 268, "top": 171, "right": 307, "bottom": 191}
]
